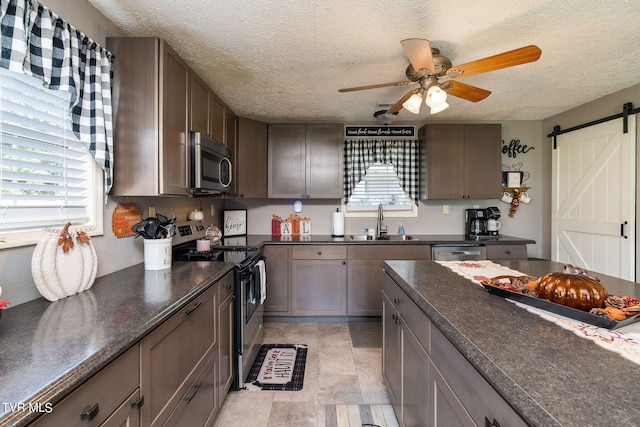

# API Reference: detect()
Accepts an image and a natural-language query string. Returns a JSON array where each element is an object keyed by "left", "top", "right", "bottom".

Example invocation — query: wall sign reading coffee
[{"left": 502, "top": 138, "right": 534, "bottom": 158}]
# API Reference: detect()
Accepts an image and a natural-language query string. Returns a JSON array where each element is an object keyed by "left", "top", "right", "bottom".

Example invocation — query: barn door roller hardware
[{"left": 549, "top": 102, "right": 638, "bottom": 149}]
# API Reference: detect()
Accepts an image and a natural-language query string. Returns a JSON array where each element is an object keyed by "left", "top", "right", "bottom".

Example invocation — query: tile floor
[{"left": 214, "top": 320, "right": 399, "bottom": 427}]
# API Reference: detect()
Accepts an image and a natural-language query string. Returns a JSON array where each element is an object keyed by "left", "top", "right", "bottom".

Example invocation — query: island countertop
[{"left": 382, "top": 259, "right": 640, "bottom": 427}]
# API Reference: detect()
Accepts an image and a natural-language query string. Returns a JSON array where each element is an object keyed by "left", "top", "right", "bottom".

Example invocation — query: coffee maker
[{"left": 465, "top": 207, "right": 501, "bottom": 238}]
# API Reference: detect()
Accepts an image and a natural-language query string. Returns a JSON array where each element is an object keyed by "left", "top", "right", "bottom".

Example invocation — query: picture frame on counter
[{"left": 223, "top": 209, "right": 247, "bottom": 236}]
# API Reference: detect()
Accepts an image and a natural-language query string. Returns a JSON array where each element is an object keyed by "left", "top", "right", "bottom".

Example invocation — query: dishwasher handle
[{"left": 431, "top": 245, "right": 487, "bottom": 261}]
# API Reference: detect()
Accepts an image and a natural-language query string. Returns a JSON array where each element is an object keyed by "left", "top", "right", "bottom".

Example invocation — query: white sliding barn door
[{"left": 552, "top": 116, "right": 636, "bottom": 281}]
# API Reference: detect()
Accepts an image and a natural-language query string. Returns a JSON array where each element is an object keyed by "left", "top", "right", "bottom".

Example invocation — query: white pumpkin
[
  {"left": 31, "top": 223, "right": 98, "bottom": 302},
  {"left": 188, "top": 209, "right": 204, "bottom": 221}
]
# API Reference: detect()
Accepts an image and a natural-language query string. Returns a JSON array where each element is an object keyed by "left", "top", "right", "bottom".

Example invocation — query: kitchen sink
[{"left": 349, "top": 234, "right": 419, "bottom": 241}]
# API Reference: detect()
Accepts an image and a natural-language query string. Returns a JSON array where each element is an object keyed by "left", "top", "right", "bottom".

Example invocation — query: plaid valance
[
  {"left": 0, "top": 0, "right": 115, "bottom": 196},
  {"left": 343, "top": 139, "right": 419, "bottom": 204}
]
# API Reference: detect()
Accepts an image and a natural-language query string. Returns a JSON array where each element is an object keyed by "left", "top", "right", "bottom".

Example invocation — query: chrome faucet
[{"left": 376, "top": 203, "right": 387, "bottom": 238}]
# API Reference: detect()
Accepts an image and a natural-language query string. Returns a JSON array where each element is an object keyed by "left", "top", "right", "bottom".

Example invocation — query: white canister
[
  {"left": 143, "top": 237, "right": 172, "bottom": 270},
  {"left": 331, "top": 211, "right": 344, "bottom": 237}
]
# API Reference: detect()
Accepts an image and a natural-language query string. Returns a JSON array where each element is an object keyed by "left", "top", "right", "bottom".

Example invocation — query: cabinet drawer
[
  {"left": 218, "top": 271, "right": 234, "bottom": 302},
  {"left": 348, "top": 245, "right": 430, "bottom": 260},
  {"left": 291, "top": 245, "right": 346, "bottom": 260},
  {"left": 381, "top": 272, "right": 430, "bottom": 354},
  {"left": 31, "top": 344, "right": 140, "bottom": 427},
  {"left": 430, "top": 325, "right": 527, "bottom": 427},
  {"left": 486, "top": 244, "right": 527, "bottom": 259}
]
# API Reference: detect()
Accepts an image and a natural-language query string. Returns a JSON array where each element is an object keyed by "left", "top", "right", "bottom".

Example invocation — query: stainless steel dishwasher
[{"left": 431, "top": 244, "right": 486, "bottom": 261}]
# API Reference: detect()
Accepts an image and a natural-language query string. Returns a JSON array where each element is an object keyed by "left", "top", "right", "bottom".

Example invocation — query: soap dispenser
[{"left": 398, "top": 221, "right": 405, "bottom": 236}]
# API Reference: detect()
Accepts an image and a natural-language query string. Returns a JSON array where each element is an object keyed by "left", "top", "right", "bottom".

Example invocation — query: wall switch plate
[
  {"left": 148, "top": 206, "right": 156, "bottom": 218},
  {"left": 474, "top": 205, "right": 480, "bottom": 209},
  {"left": 210, "top": 205, "right": 216, "bottom": 216},
  {"left": 443, "top": 205, "right": 449, "bottom": 214}
]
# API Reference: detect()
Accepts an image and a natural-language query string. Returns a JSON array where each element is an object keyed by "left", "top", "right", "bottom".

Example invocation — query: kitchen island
[{"left": 382, "top": 259, "right": 640, "bottom": 426}]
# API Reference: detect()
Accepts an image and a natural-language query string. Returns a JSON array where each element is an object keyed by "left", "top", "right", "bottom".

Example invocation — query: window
[
  {"left": 345, "top": 163, "right": 414, "bottom": 211},
  {"left": 343, "top": 139, "right": 419, "bottom": 217},
  {"left": 0, "top": 68, "right": 103, "bottom": 248}
]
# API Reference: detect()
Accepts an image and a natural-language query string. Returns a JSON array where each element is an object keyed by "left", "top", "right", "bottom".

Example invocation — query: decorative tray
[{"left": 481, "top": 280, "right": 640, "bottom": 330}]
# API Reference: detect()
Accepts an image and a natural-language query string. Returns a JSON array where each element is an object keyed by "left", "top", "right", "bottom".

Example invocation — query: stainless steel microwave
[{"left": 190, "top": 132, "right": 232, "bottom": 195}]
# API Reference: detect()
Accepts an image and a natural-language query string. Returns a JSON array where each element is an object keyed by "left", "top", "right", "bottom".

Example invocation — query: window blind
[
  {"left": 0, "top": 67, "right": 93, "bottom": 231},
  {"left": 346, "top": 163, "right": 413, "bottom": 211}
]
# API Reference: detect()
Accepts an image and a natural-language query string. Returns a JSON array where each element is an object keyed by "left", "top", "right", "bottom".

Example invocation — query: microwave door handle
[{"left": 220, "top": 158, "right": 232, "bottom": 187}]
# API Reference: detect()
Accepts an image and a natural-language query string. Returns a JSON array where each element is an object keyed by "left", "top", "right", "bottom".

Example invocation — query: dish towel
[{"left": 257, "top": 259, "right": 267, "bottom": 304}]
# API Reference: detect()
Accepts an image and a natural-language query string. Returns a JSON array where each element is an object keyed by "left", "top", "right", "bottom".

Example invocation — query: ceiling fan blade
[
  {"left": 338, "top": 81, "right": 413, "bottom": 92},
  {"left": 386, "top": 90, "right": 416, "bottom": 114},
  {"left": 447, "top": 45, "right": 542, "bottom": 79},
  {"left": 400, "top": 38, "right": 435, "bottom": 73},
  {"left": 445, "top": 81, "right": 491, "bottom": 102}
]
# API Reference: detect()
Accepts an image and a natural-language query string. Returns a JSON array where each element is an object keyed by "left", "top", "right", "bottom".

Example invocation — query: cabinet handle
[
  {"left": 484, "top": 417, "right": 501, "bottom": 427},
  {"left": 505, "top": 250, "right": 511, "bottom": 254},
  {"left": 393, "top": 298, "right": 400, "bottom": 304},
  {"left": 131, "top": 395, "right": 145, "bottom": 410},
  {"left": 621, "top": 221, "right": 628, "bottom": 238},
  {"left": 317, "top": 251, "right": 322, "bottom": 256},
  {"left": 184, "top": 382, "right": 202, "bottom": 403},
  {"left": 185, "top": 301, "right": 202, "bottom": 315},
  {"left": 80, "top": 403, "right": 99, "bottom": 421}
]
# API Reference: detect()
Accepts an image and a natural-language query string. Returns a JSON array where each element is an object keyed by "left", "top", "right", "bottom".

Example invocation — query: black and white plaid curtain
[
  {"left": 343, "top": 139, "right": 419, "bottom": 204},
  {"left": 1, "top": 0, "right": 115, "bottom": 196}
]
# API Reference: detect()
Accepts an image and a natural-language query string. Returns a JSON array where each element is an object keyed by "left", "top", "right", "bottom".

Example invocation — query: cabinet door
[
  {"left": 382, "top": 295, "right": 402, "bottom": 411},
  {"left": 305, "top": 123, "right": 343, "bottom": 198},
  {"left": 464, "top": 124, "right": 502, "bottom": 198},
  {"left": 218, "top": 292, "right": 234, "bottom": 401},
  {"left": 348, "top": 260, "right": 384, "bottom": 316},
  {"left": 291, "top": 259, "right": 347, "bottom": 315},
  {"left": 159, "top": 41, "right": 190, "bottom": 195},
  {"left": 190, "top": 71, "right": 210, "bottom": 135},
  {"left": 430, "top": 361, "right": 475, "bottom": 427},
  {"left": 237, "top": 117, "right": 267, "bottom": 198},
  {"left": 211, "top": 96, "right": 226, "bottom": 145},
  {"left": 403, "top": 325, "right": 432, "bottom": 427},
  {"left": 268, "top": 123, "right": 306, "bottom": 198},
  {"left": 263, "top": 245, "right": 290, "bottom": 315},
  {"left": 425, "top": 124, "right": 466, "bottom": 199},
  {"left": 101, "top": 389, "right": 142, "bottom": 427}
]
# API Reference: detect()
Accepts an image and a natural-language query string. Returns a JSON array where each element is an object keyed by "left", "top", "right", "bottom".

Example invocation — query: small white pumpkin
[
  {"left": 31, "top": 223, "right": 98, "bottom": 302},
  {"left": 188, "top": 209, "right": 204, "bottom": 221}
]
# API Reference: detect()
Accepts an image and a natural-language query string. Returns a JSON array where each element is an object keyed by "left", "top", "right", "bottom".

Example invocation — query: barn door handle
[{"left": 621, "top": 221, "right": 628, "bottom": 239}]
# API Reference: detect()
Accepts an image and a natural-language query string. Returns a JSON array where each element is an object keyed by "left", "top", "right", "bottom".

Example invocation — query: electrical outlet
[
  {"left": 473, "top": 204, "right": 480, "bottom": 209},
  {"left": 210, "top": 205, "right": 216, "bottom": 216},
  {"left": 443, "top": 205, "right": 449, "bottom": 214},
  {"left": 148, "top": 206, "right": 156, "bottom": 218}
]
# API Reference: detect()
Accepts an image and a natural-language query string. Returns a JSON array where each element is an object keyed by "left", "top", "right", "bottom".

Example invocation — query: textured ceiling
[{"left": 87, "top": 0, "right": 640, "bottom": 124}]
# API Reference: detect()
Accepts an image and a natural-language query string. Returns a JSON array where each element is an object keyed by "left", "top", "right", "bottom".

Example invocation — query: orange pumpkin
[{"left": 536, "top": 264, "right": 608, "bottom": 311}]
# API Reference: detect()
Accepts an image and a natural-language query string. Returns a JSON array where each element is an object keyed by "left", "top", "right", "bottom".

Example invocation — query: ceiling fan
[{"left": 339, "top": 39, "right": 542, "bottom": 115}]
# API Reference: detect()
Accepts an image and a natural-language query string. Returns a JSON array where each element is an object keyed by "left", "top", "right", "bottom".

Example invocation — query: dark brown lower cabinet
[
  {"left": 29, "top": 344, "right": 141, "bottom": 427},
  {"left": 382, "top": 271, "right": 527, "bottom": 427},
  {"left": 263, "top": 245, "right": 290, "bottom": 315}
]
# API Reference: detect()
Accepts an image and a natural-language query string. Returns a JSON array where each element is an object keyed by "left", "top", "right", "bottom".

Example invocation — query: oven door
[{"left": 235, "top": 257, "right": 265, "bottom": 388}]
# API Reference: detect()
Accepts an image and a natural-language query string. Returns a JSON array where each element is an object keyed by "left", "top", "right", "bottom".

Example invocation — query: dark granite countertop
[
  {"left": 0, "top": 261, "right": 235, "bottom": 427},
  {"left": 243, "top": 234, "right": 535, "bottom": 246},
  {"left": 382, "top": 259, "right": 640, "bottom": 427}
]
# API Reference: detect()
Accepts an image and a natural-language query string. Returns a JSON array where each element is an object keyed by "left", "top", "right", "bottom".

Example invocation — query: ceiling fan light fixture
[
  {"left": 430, "top": 101, "right": 449, "bottom": 114},
  {"left": 402, "top": 92, "right": 423, "bottom": 114},
  {"left": 425, "top": 85, "right": 448, "bottom": 108}
]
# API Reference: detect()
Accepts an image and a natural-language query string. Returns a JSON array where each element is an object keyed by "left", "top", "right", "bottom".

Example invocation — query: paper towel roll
[{"left": 332, "top": 211, "right": 344, "bottom": 237}]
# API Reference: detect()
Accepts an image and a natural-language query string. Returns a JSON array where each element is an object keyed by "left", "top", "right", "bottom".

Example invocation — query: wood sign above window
[{"left": 345, "top": 125, "right": 415, "bottom": 138}]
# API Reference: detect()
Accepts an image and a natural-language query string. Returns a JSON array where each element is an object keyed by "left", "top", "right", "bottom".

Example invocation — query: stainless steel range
[{"left": 172, "top": 221, "right": 265, "bottom": 390}]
